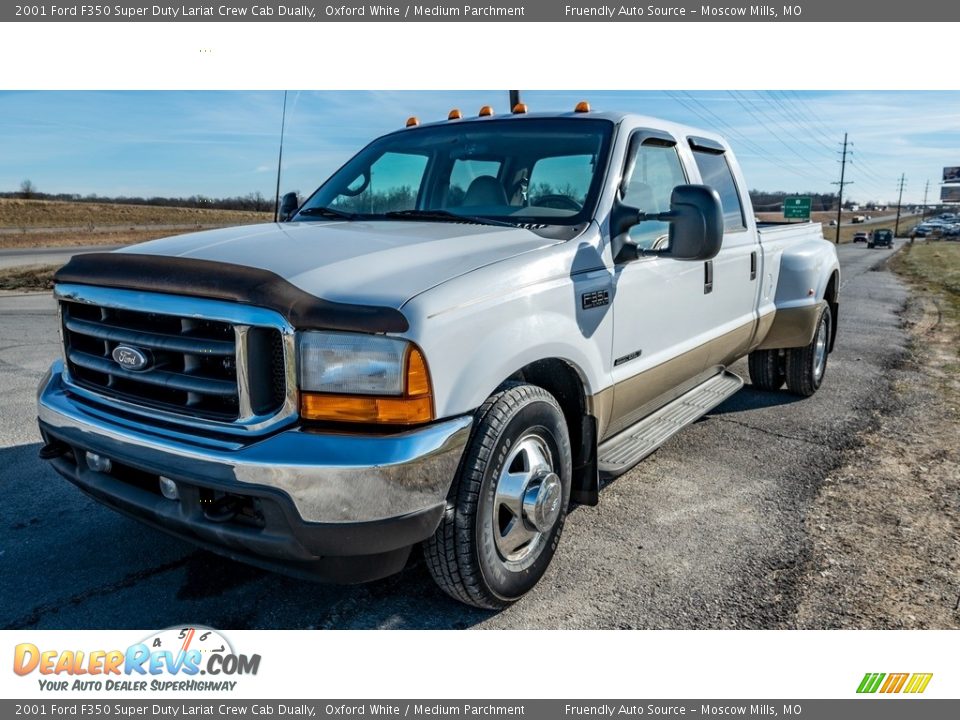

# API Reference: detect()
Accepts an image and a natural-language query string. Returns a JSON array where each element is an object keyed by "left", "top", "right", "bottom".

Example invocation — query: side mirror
[
  {"left": 613, "top": 184, "right": 724, "bottom": 263},
  {"left": 278, "top": 192, "right": 300, "bottom": 222}
]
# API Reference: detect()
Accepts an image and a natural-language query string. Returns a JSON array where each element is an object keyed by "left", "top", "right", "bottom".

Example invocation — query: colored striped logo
[{"left": 857, "top": 672, "right": 933, "bottom": 694}]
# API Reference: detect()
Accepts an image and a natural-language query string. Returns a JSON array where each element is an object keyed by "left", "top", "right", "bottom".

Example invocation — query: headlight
[{"left": 297, "top": 332, "right": 433, "bottom": 425}]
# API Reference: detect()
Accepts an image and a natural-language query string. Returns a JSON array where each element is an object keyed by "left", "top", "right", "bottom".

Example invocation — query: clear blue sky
[{"left": 1, "top": 90, "right": 957, "bottom": 206}]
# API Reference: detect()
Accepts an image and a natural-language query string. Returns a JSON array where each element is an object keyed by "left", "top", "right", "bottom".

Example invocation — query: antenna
[{"left": 273, "top": 90, "right": 288, "bottom": 222}]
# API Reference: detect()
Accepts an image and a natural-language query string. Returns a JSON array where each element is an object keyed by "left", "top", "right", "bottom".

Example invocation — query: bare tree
[{"left": 19, "top": 179, "right": 36, "bottom": 199}]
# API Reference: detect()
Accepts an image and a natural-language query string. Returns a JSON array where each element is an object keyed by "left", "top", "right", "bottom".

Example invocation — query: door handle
[
  {"left": 704, "top": 260, "right": 713, "bottom": 294},
  {"left": 750, "top": 251, "right": 757, "bottom": 280}
]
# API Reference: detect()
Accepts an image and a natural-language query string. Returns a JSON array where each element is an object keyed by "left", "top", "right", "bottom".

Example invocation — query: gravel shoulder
[{"left": 795, "top": 244, "right": 960, "bottom": 628}]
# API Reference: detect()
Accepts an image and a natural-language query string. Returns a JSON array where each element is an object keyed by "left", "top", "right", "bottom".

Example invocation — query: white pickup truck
[{"left": 37, "top": 106, "right": 840, "bottom": 608}]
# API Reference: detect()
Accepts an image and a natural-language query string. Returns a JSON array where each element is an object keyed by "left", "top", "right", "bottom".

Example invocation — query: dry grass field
[
  {"left": 0, "top": 198, "right": 271, "bottom": 229},
  {"left": 0, "top": 264, "right": 57, "bottom": 292},
  {"left": 0, "top": 198, "right": 272, "bottom": 250}
]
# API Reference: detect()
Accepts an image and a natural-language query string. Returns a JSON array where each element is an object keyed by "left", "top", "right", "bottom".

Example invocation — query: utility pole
[
  {"left": 922, "top": 180, "right": 930, "bottom": 221},
  {"left": 832, "top": 133, "right": 852, "bottom": 244},
  {"left": 894, "top": 173, "right": 906, "bottom": 236}
]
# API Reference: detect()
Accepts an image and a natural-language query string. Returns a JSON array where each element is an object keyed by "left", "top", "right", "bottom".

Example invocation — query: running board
[{"left": 598, "top": 370, "right": 743, "bottom": 477}]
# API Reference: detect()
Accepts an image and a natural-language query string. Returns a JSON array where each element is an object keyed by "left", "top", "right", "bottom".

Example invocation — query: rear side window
[{"left": 692, "top": 149, "right": 746, "bottom": 231}]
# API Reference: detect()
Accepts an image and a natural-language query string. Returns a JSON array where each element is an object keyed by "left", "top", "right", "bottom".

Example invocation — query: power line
[
  {"left": 763, "top": 91, "right": 838, "bottom": 159},
  {"left": 786, "top": 91, "right": 844, "bottom": 149},
  {"left": 728, "top": 91, "right": 831, "bottom": 178},
  {"left": 665, "top": 92, "right": 824, "bottom": 185}
]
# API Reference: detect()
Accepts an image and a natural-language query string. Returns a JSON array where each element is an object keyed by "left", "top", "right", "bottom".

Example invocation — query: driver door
[{"left": 606, "top": 133, "right": 720, "bottom": 438}]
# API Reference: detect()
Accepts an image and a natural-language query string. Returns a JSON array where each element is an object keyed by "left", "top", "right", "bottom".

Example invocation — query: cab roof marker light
[
  {"left": 405, "top": 116, "right": 419, "bottom": 128},
  {"left": 478, "top": 105, "right": 494, "bottom": 117},
  {"left": 512, "top": 103, "right": 528, "bottom": 114},
  {"left": 448, "top": 109, "right": 463, "bottom": 120},
  {"left": 575, "top": 101, "right": 591, "bottom": 113}
]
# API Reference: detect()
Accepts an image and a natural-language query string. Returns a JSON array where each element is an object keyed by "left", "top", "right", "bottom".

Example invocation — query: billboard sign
[{"left": 941, "top": 185, "right": 960, "bottom": 202}]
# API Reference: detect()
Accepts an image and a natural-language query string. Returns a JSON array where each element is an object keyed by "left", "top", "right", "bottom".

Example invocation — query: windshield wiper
[
  {"left": 383, "top": 209, "right": 517, "bottom": 228},
  {"left": 296, "top": 206, "right": 356, "bottom": 221}
]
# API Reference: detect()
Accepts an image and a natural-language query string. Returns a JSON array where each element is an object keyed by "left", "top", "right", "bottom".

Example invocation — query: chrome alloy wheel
[
  {"left": 813, "top": 315, "right": 828, "bottom": 382},
  {"left": 492, "top": 434, "right": 562, "bottom": 568}
]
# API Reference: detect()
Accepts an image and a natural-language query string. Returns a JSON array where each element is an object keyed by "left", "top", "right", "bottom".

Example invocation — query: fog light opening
[
  {"left": 85, "top": 452, "right": 112, "bottom": 473},
  {"left": 158, "top": 476, "right": 180, "bottom": 501}
]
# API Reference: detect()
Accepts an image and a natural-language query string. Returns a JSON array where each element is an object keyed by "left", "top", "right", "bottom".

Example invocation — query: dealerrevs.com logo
[
  {"left": 857, "top": 672, "right": 933, "bottom": 694},
  {"left": 13, "top": 627, "right": 260, "bottom": 692}
]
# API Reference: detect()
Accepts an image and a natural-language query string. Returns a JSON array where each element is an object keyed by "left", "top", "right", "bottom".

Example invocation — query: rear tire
[
  {"left": 785, "top": 305, "right": 831, "bottom": 397},
  {"left": 424, "top": 383, "right": 572, "bottom": 609},
  {"left": 748, "top": 349, "right": 785, "bottom": 391}
]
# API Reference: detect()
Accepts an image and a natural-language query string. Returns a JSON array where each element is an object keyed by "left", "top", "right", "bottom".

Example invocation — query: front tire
[
  {"left": 785, "top": 305, "right": 832, "bottom": 397},
  {"left": 424, "top": 383, "right": 572, "bottom": 609}
]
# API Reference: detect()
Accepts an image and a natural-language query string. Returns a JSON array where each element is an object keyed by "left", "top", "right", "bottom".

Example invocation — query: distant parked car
[
  {"left": 851, "top": 215, "right": 866, "bottom": 224},
  {"left": 868, "top": 229, "right": 893, "bottom": 248},
  {"left": 829, "top": 220, "right": 837, "bottom": 226},
  {"left": 853, "top": 232, "right": 869, "bottom": 243}
]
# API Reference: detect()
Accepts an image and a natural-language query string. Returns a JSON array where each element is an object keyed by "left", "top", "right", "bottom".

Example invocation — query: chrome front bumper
[{"left": 37, "top": 361, "right": 473, "bottom": 581}]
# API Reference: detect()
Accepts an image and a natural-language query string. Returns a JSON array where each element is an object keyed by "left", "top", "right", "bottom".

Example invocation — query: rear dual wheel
[
  {"left": 749, "top": 304, "right": 832, "bottom": 397},
  {"left": 785, "top": 304, "right": 831, "bottom": 397}
]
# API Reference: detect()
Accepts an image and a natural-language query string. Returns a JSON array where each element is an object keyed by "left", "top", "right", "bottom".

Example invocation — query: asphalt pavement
[
  {"left": 0, "top": 245, "right": 123, "bottom": 270},
  {"left": 0, "top": 241, "right": 909, "bottom": 629}
]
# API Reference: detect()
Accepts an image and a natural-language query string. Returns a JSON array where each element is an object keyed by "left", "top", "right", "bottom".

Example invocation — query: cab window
[
  {"left": 692, "top": 149, "right": 746, "bottom": 231},
  {"left": 623, "top": 141, "right": 687, "bottom": 250},
  {"left": 528, "top": 154, "right": 594, "bottom": 210},
  {"left": 329, "top": 151, "right": 428, "bottom": 214},
  {"left": 447, "top": 159, "right": 502, "bottom": 207}
]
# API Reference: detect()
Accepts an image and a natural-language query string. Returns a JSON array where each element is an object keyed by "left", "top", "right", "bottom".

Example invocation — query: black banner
[{"left": 5, "top": 0, "right": 959, "bottom": 22}]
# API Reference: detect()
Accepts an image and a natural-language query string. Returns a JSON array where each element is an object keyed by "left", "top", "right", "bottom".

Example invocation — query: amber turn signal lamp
[
  {"left": 300, "top": 346, "right": 434, "bottom": 425},
  {"left": 448, "top": 108, "right": 463, "bottom": 120},
  {"left": 478, "top": 105, "right": 494, "bottom": 117},
  {"left": 405, "top": 116, "right": 419, "bottom": 127},
  {"left": 512, "top": 103, "right": 528, "bottom": 114},
  {"left": 574, "top": 101, "right": 591, "bottom": 113}
]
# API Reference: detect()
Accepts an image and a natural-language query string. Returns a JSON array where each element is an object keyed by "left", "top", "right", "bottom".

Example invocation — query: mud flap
[{"left": 570, "top": 414, "right": 599, "bottom": 506}]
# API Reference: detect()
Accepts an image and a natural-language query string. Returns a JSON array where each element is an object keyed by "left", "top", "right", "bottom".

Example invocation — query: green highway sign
[{"left": 783, "top": 196, "right": 812, "bottom": 219}]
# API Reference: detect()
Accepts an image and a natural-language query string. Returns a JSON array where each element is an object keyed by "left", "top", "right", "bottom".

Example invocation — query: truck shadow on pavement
[
  {"left": 2, "top": 442, "right": 494, "bottom": 630},
  {"left": 708, "top": 384, "right": 806, "bottom": 415}
]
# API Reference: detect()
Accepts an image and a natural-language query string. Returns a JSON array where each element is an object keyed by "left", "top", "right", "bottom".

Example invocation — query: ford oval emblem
[{"left": 112, "top": 345, "right": 149, "bottom": 371}]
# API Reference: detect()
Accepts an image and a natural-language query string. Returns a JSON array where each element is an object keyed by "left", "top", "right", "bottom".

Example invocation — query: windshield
[{"left": 296, "top": 118, "right": 614, "bottom": 227}]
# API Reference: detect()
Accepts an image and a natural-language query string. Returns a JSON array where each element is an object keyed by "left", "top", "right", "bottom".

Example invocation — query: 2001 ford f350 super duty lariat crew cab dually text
[{"left": 37, "top": 105, "right": 840, "bottom": 608}]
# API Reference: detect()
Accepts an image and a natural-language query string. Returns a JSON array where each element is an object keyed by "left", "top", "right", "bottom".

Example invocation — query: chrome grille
[{"left": 60, "top": 299, "right": 285, "bottom": 422}]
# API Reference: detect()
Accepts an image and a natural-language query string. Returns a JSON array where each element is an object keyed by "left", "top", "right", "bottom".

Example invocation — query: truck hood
[{"left": 118, "top": 220, "right": 557, "bottom": 308}]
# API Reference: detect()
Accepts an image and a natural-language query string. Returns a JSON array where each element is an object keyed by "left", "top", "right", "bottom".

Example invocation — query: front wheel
[
  {"left": 424, "top": 383, "right": 572, "bottom": 609},
  {"left": 785, "top": 305, "right": 832, "bottom": 397}
]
